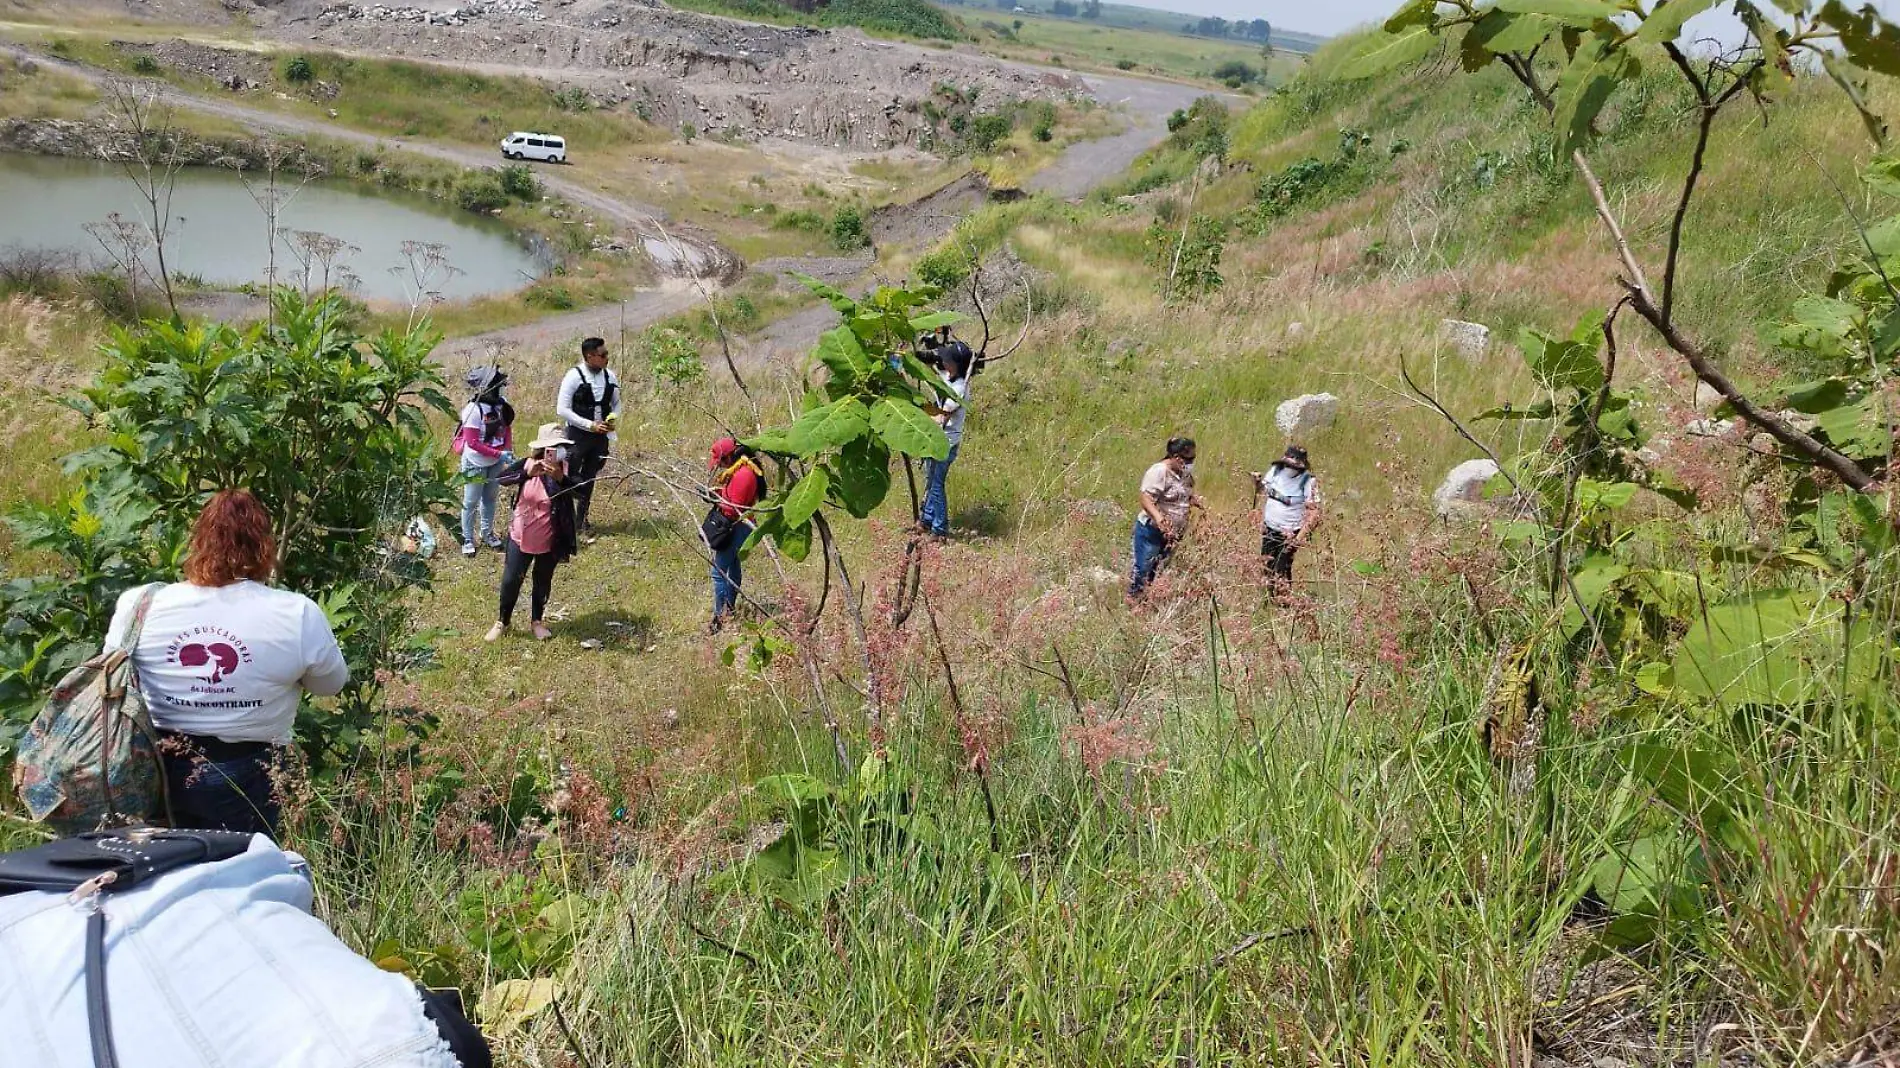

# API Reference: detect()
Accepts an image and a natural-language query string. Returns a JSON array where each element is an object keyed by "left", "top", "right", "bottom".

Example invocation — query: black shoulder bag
[{"left": 0, "top": 829, "right": 255, "bottom": 1068}]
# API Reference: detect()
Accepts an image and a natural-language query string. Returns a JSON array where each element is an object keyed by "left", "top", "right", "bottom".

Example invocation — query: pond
[{"left": 0, "top": 153, "right": 544, "bottom": 303}]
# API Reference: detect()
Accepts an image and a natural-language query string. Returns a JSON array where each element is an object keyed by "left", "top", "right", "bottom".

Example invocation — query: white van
[{"left": 500, "top": 132, "right": 566, "bottom": 163}]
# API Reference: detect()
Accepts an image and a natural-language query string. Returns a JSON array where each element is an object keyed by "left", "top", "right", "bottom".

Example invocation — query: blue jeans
[
  {"left": 1129, "top": 518, "right": 1171, "bottom": 598},
  {"left": 461, "top": 456, "right": 501, "bottom": 546},
  {"left": 920, "top": 442, "right": 959, "bottom": 536},
  {"left": 712, "top": 531, "right": 746, "bottom": 620},
  {"left": 162, "top": 746, "right": 281, "bottom": 837}
]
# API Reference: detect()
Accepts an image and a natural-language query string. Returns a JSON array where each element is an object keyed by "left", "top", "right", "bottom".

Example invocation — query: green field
[
  {"left": 959, "top": 7, "right": 1303, "bottom": 85},
  {"left": 939, "top": 0, "right": 1327, "bottom": 53}
]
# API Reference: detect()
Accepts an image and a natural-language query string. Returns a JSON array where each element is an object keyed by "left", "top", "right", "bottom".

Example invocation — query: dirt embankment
[{"left": 254, "top": 0, "right": 1087, "bottom": 150}]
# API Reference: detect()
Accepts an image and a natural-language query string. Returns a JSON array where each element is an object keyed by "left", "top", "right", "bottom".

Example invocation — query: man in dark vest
[{"left": 555, "top": 337, "right": 619, "bottom": 541}]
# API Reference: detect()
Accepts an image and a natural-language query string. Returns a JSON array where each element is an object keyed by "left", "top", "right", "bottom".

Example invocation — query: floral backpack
[{"left": 12, "top": 583, "right": 169, "bottom": 835}]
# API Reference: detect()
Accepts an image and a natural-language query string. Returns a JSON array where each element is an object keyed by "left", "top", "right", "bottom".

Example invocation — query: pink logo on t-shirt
[
  {"left": 178, "top": 642, "right": 241, "bottom": 684},
  {"left": 166, "top": 626, "right": 253, "bottom": 686}
]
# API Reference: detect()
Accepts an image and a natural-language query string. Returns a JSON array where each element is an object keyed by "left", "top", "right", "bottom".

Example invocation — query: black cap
[{"left": 1283, "top": 445, "right": 1309, "bottom": 468}]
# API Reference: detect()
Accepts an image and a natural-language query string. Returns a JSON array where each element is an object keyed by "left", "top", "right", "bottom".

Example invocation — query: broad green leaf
[
  {"left": 1820, "top": 0, "right": 1900, "bottom": 77},
  {"left": 1551, "top": 30, "right": 1638, "bottom": 160},
  {"left": 1814, "top": 396, "right": 1889, "bottom": 459},
  {"left": 1742, "top": 2, "right": 1794, "bottom": 91},
  {"left": 870, "top": 397, "right": 950, "bottom": 460},
  {"left": 1496, "top": 0, "right": 1619, "bottom": 25},
  {"left": 793, "top": 272, "right": 857, "bottom": 315},
  {"left": 1781, "top": 378, "right": 1849, "bottom": 414},
  {"left": 1637, "top": 0, "right": 1718, "bottom": 44},
  {"left": 1670, "top": 590, "right": 1886, "bottom": 709},
  {"left": 789, "top": 397, "right": 872, "bottom": 450},
  {"left": 814, "top": 327, "right": 873, "bottom": 385},
  {"left": 1576, "top": 478, "right": 1638, "bottom": 511},
  {"left": 1383, "top": 0, "right": 1438, "bottom": 32},
  {"left": 741, "top": 508, "right": 784, "bottom": 559},
  {"left": 1461, "top": 9, "right": 1513, "bottom": 70},
  {"left": 907, "top": 311, "right": 966, "bottom": 331},
  {"left": 1849, "top": 493, "right": 1895, "bottom": 552},
  {"left": 1564, "top": 552, "right": 1627, "bottom": 636},
  {"left": 1619, "top": 742, "right": 1745, "bottom": 833},
  {"left": 1476, "top": 398, "right": 1558, "bottom": 421},
  {"left": 745, "top": 425, "right": 817, "bottom": 457},
  {"left": 781, "top": 466, "right": 830, "bottom": 529},
  {"left": 1338, "top": 25, "right": 1438, "bottom": 80},
  {"left": 1633, "top": 661, "right": 1672, "bottom": 695},
  {"left": 777, "top": 518, "right": 813, "bottom": 562},
  {"left": 1519, "top": 327, "right": 1605, "bottom": 391},
  {"left": 1864, "top": 215, "right": 1900, "bottom": 258},
  {"left": 1486, "top": 11, "right": 1563, "bottom": 51},
  {"left": 830, "top": 435, "right": 892, "bottom": 518}
]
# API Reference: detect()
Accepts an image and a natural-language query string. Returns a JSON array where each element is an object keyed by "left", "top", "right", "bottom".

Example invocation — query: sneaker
[
  {"left": 582, "top": 534, "right": 599, "bottom": 546},
  {"left": 484, "top": 622, "right": 507, "bottom": 642},
  {"left": 485, "top": 534, "right": 504, "bottom": 549},
  {"left": 532, "top": 622, "right": 554, "bottom": 641},
  {"left": 462, "top": 543, "right": 477, "bottom": 558}
]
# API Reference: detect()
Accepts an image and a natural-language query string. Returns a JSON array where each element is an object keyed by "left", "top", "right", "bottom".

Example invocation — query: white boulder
[
  {"left": 1440, "top": 319, "right": 1491, "bottom": 360},
  {"left": 1275, "top": 392, "right": 1339, "bottom": 439},
  {"left": 1433, "top": 458, "right": 1500, "bottom": 518},
  {"left": 1693, "top": 381, "right": 1723, "bottom": 414}
]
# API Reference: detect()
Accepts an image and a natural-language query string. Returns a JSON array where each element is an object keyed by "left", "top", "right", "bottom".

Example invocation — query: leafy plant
[
  {"left": 497, "top": 163, "right": 540, "bottom": 200},
  {"left": 452, "top": 170, "right": 510, "bottom": 214},
  {"left": 722, "top": 754, "right": 937, "bottom": 906},
  {"left": 646, "top": 326, "right": 704, "bottom": 386},
  {"left": 130, "top": 54, "right": 161, "bottom": 75},
  {"left": 1145, "top": 213, "right": 1225, "bottom": 302},
  {"left": 967, "top": 112, "right": 1013, "bottom": 154},
  {"left": 740, "top": 275, "right": 960, "bottom": 563},
  {"left": 283, "top": 55, "right": 315, "bottom": 84},
  {"left": 0, "top": 291, "right": 455, "bottom": 772},
  {"left": 829, "top": 205, "right": 870, "bottom": 251}
]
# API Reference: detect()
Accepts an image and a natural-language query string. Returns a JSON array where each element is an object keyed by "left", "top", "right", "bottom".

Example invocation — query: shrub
[
  {"left": 967, "top": 112, "right": 1013, "bottom": 154},
  {"left": 284, "top": 55, "right": 315, "bottom": 84},
  {"left": 452, "top": 171, "right": 510, "bottom": 214},
  {"left": 776, "top": 209, "right": 827, "bottom": 233},
  {"left": 816, "top": 0, "right": 960, "bottom": 40},
  {"left": 523, "top": 283, "right": 575, "bottom": 310},
  {"left": 1115, "top": 57, "right": 1137, "bottom": 70},
  {"left": 0, "top": 245, "right": 74, "bottom": 298},
  {"left": 680, "top": 122, "right": 697, "bottom": 142},
  {"left": 355, "top": 151, "right": 382, "bottom": 175},
  {"left": 646, "top": 327, "right": 703, "bottom": 386},
  {"left": 914, "top": 245, "right": 972, "bottom": 291},
  {"left": 1030, "top": 101, "right": 1057, "bottom": 143},
  {"left": 1145, "top": 213, "right": 1224, "bottom": 302},
  {"left": 552, "top": 86, "right": 592, "bottom": 112},
  {"left": 830, "top": 205, "right": 870, "bottom": 250},
  {"left": 1212, "top": 60, "right": 1259, "bottom": 87},
  {"left": 0, "top": 292, "right": 453, "bottom": 771},
  {"left": 1165, "top": 95, "right": 1229, "bottom": 161},
  {"left": 130, "top": 54, "right": 161, "bottom": 75},
  {"left": 498, "top": 163, "right": 540, "bottom": 200}
]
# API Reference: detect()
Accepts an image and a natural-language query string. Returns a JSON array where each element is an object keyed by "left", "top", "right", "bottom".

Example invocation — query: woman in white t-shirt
[
  {"left": 454, "top": 366, "right": 515, "bottom": 558},
  {"left": 104, "top": 490, "right": 349, "bottom": 836},
  {"left": 1253, "top": 444, "right": 1320, "bottom": 591}
]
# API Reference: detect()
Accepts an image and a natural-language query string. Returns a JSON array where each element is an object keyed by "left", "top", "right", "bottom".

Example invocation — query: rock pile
[{"left": 320, "top": 0, "right": 545, "bottom": 25}]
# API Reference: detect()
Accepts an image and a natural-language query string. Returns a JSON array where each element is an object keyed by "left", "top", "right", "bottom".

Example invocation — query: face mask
[
  {"left": 552, "top": 447, "right": 569, "bottom": 463},
  {"left": 1183, "top": 461, "right": 1197, "bottom": 475}
]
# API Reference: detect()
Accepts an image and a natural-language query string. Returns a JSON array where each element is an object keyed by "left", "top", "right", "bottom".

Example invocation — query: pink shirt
[{"left": 511, "top": 476, "right": 556, "bottom": 554}]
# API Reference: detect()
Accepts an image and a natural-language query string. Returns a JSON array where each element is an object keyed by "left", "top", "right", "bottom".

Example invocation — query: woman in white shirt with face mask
[{"left": 103, "top": 490, "right": 349, "bottom": 836}]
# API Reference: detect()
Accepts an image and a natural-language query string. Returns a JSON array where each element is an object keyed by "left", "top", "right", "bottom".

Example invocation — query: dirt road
[{"left": 1027, "top": 72, "right": 1209, "bottom": 198}]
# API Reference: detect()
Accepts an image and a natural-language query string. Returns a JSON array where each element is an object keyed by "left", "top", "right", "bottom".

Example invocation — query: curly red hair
[{"left": 183, "top": 489, "right": 277, "bottom": 587}]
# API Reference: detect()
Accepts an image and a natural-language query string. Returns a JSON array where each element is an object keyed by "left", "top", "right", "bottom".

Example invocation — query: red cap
[{"left": 710, "top": 437, "right": 739, "bottom": 469}]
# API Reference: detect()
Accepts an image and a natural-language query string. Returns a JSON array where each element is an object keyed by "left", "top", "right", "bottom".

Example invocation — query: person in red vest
[{"left": 705, "top": 437, "right": 765, "bottom": 633}]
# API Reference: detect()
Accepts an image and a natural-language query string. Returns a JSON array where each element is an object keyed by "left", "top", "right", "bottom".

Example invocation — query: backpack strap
[{"left": 112, "top": 584, "right": 162, "bottom": 656}]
